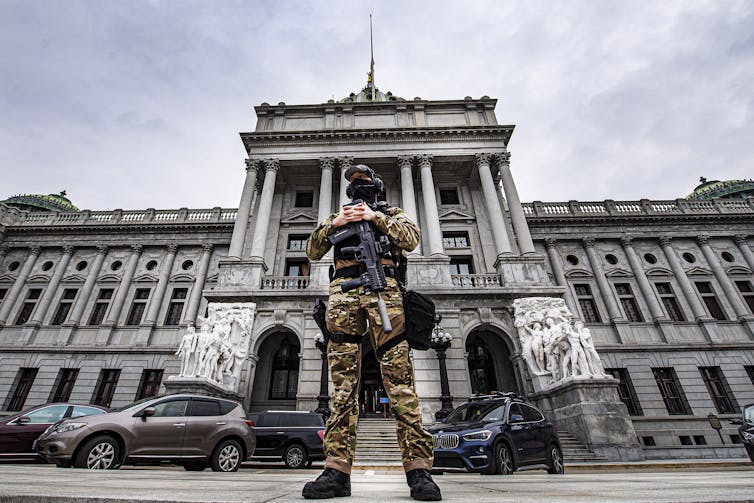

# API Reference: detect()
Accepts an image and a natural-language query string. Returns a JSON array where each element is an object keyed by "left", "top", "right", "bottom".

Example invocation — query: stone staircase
[
  {"left": 354, "top": 417, "right": 403, "bottom": 466},
  {"left": 557, "top": 430, "right": 607, "bottom": 463}
]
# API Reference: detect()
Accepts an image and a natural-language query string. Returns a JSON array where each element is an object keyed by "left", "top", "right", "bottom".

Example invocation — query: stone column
[
  {"left": 497, "top": 153, "right": 536, "bottom": 255},
  {"left": 105, "top": 244, "right": 143, "bottom": 325},
  {"left": 248, "top": 159, "right": 279, "bottom": 261},
  {"left": 697, "top": 234, "right": 750, "bottom": 320},
  {"left": 228, "top": 159, "right": 260, "bottom": 260},
  {"left": 620, "top": 236, "right": 666, "bottom": 321},
  {"left": 28, "top": 245, "right": 75, "bottom": 325},
  {"left": 339, "top": 157, "right": 354, "bottom": 207},
  {"left": 544, "top": 238, "right": 578, "bottom": 315},
  {"left": 0, "top": 246, "right": 41, "bottom": 326},
  {"left": 182, "top": 244, "right": 213, "bottom": 326},
  {"left": 398, "top": 156, "right": 421, "bottom": 255},
  {"left": 66, "top": 245, "right": 108, "bottom": 326},
  {"left": 318, "top": 158, "right": 335, "bottom": 221},
  {"left": 659, "top": 236, "right": 708, "bottom": 320},
  {"left": 582, "top": 237, "right": 624, "bottom": 322},
  {"left": 735, "top": 235, "right": 754, "bottom": 271},
  {"left": 418, "top": 155, "right": 445, "bottom": 256},
  {"left": 142, "top": 244, "right": 178, "bottom": 325},
  {"left": 476, "top": 153, "right": 513, "bottom": 257}
]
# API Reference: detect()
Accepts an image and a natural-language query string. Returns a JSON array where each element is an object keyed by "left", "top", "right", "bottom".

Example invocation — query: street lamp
[
  {"left": 314, "top": 333, "right": 330, "bottom": 419},
  {"left": 431, "top": 315, "right": 455, "bottom": 421}
]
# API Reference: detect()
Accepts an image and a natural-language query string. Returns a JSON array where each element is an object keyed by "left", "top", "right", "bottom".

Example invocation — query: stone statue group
[{"left": 513, "top": 298, "right": 606, "bottom": 383}]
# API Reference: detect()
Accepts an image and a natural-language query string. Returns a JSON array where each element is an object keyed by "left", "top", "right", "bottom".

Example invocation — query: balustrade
[
  {"left": 523, "top": 197, "right": 754, "bottom": 218},
  {"left": 450, "top": 274, "right": 501, "bottom": 288},
  {"left": 261, "top": 276, "right": 311, "bottom": 290}
]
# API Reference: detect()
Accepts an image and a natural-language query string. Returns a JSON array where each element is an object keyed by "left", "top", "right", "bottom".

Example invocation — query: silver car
[{"left": 35, "top": 394, "right": 255, "bottom": 471}]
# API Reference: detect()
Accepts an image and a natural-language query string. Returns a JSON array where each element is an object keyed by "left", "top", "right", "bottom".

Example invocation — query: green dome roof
[
  {"left": 1, "top": 191, "right": 79, "bottom": 212},
  {"left": 686, "top": 177, "right": 754, "bottom": 200}
]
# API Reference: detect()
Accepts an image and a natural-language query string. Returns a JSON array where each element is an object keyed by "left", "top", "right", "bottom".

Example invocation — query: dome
[
  {"left": 1, "top": 191, "right": 80, "bottom": 212},
  {"left": 686, "top": 177, "right": 754, "bottom": 200}
]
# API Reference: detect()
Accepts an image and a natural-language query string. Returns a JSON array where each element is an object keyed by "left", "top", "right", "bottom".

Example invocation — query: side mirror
[
  {"left": 138, "top": 407, "right": 156, "bottom": 420},
  {"left": 16, "top": 416, "right": 31, "bottom": 425},
  {"left": 729, "top": 419, "right": 743, "bottom": 426}
]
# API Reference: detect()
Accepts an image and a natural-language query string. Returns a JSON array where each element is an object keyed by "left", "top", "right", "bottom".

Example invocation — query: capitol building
[{"left": 1, "top": 77, "right": 753, "bottom": 462}]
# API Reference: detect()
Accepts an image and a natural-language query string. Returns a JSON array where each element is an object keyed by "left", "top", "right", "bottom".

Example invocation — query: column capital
[
  {"left": 0, "top": 244, "right": 9, "bottom": 256},
  {"left": 696, "top": 234, "right": 710, "bottom": 247},
  {"left": 734, "top": 234, "right": 749, "bottom": 246},
  {"left": 130, "top": 244, "right": 143, "bottom": 254},
  {"left": 582, "top": 236, "right": 595, "bottom": 248},
  {"left": 544, "top": 237, "right": 557, "bottom": 249},
  {"left": 474, "top": 153, "right": 493, "bottom": 168},
  {"left": 166, "top": 243, "right": 179, "bottom": 254},
  {"left": 201, "top": 243, "right": 214, "bottom": 253},
  {"left": 417, "top": 154, "right": 433, "bottom": 169},
  {"left": 29, "top": 245, "right": 41, "bottom": 256},
  {"left": 62, "top": 245, "right": 76, "bottom": 256},
  {"left": 338, "top": 156, "right": 354, "bottom": 169},
  {"left": 494, "top": 151, "right": 511, "bottom": 166},
  {"left": 244, "top": 158, "right": 260, "bottom": 172},
  {"left": 96, "top": 244, "right": 109, "bottom": 255},
  {"left": 319, "top": 157, "right": 335, "bottom": 171},
  {"left": 659, "top": 235, "right": 672, "bottom": 247},
  {"left": 263, "top": 158, "right": 280, "bottom": 173},
  {"left": 619, "top": 235, "right": 634, "bottom": 248},
  {"left": 397, "top": 155, "right": 414, "bottom": 170}
]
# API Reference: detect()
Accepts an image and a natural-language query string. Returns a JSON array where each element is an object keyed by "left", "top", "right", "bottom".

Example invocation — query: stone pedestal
[
  {"left": 531, "top": 378, "right": 643, "bottom": 461},
  {"left": 406, "top": 255, "right": 452, "bottom": 288},
  {"left": 495, "top": 254, "right": 550, "bottom": 286},
  {"left": 309, "top": 261, "right": 333, "bottom": 288},
  {"left": 164, "top": 376, "right": 244, "bottom": 402}
]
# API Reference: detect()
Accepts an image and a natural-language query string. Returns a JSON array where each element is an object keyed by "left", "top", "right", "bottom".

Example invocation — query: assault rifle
[{"left": 327, "top": 199, "right": 393, "bottom": 332}]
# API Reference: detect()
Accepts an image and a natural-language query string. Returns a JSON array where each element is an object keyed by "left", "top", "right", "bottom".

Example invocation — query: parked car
[
  {"left": 425, "top": 393, "right": 563, "bottom": 475},
  {"left": 0, "top": 403, "right": 108, "bottom": 462},
  {"left": 731, "top": 402, "right": 754, "bottom": 465},
  {"left": 35, "top": 394, "right": 255, "bottom": 471},
  {"left": 247, "top": 410, "right": 325, "bottom": 468}
]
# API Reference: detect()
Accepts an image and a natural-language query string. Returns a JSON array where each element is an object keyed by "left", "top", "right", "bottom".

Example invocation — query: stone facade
[{"left": 1, "top": 94, "right": 753, "bottom": 461}]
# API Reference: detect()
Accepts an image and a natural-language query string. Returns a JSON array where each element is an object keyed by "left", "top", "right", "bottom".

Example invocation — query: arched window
[
  {"left": 269, "top": 334, "right": 300, "bottom": 400},
  {"left": 466, "top": 334, "right": 498, "bottom": 395}
]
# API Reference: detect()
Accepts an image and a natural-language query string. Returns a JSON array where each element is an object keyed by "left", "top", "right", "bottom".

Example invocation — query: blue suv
[{"left": 426, "top": 393, "right": 563, "bottom": 475}]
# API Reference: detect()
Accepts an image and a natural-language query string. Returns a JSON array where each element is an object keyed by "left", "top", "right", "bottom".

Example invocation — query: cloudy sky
[{"left": 1, "top": 0, "right": 752, "bottom": 211}]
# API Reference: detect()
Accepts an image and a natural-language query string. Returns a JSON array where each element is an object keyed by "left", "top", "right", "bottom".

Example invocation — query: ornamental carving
[
  {"left": 263, "top": 158, "right": 280, "bottom": 173},
  {"left": 495, "top": 151, "right": 511, "bottom": 166},
  {"left": 29, "top": 245, "right": 41, "bottom": 256},
  {"left": 166, "top": 243, "right": 179, "bottom": 254},
  {"left": 397, "top": 155, "right": 414, "bottom": 171},
  {"left": 201, "top": 243, "right": 214, "bottom": 254},
  {"left": 474, "top": 153, "right": 492, "bottom": 168},
  {"left": 417, "top": 154, "right": 433, "bottom": 169},
  {"left": 696, "top": 234, "right": 710, "bottom": 246},
  {"left": 734, "top": 234, "right": 749, "bottom": 246},
  {"left": 244, "top": 158, "right": 260, "bottom": 172},
  {"left": 659, "top": 235, "right": 672, "bottom": 247},
  {"left": 319, "top": 157, "right": 335, "bottom": 171},
  {"left": 96, "top": 245, "right": 109, "bottom": 255},
  {"left": 130, "top": 244, "right": 143, "bottom": 254},
  {"left": 544, "top": 238, "right": 557, "bottom": 249},
  {"left": 619, "top": 235, "right": 634, "bottom": 248},
  {"left": 582, "top": 236, "right": 596, "bottom": 248},
  {"left": 338, "top": 157, "right": 354, "bottom": 170},
  {"left": 62, "top": 245, "right": 76, "bottom": 255}
]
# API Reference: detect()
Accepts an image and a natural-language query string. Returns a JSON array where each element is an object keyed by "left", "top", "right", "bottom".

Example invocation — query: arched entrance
[
  {"left": 359, "top": 338, "right": 390, "bottom": 417},
  {"left": 249, "top": 330, "right": 300, "bottom": 411},
  {"left": 466, "top": 329, "right": 520, "bottom": 395}
]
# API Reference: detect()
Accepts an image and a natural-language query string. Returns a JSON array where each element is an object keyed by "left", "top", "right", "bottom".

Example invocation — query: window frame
[
  {"left": 135, "top": 369, "right": 164, "bottom": 400},
  {"left": 654, "top": 282, "right": 686, "bottom": 322},
  {"left": 613, "top": 282, "right": 644, "bottom": 322},
  {"left": 605, "top": 368, "right": 643, "bottom": 416},
  {"left": 695, "top": 281, "right": 728, "bottom": 320},
  {"left": 91, "top": 369, "right": 121, "bottom": 408},
  {"left": 652, "top": 367, "right": 691, "bottom": 415},
  {"left": 49, "top": 368, "right": 80, "bottom": 403},
  {"left": 4, "top": 367, "right": 39, "bottom": 411},
  {"left": 699, "top": 366, "right": 739, "bottom": 414},
  {"left": 573, "top": 283, "right": 602, "bottom": 323}
]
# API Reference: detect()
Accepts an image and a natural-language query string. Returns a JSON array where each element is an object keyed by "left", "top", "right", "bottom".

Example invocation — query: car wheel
[
  {"left": 183, "top": 461, "right": 208, "bottom": 471},
  {"left": 74, "top": 435, "right": 120, "bottom": 470},
  {"left": 210, "top": 439, "right": 242, "bottom": 472},
  {"left": 546, "top": 445, "right": 564, "bottom": 474},
  {"left": 284, "top": 444, "right": 308, "bottom": 469},
  {"left": 495, "top": 443, "right": 514, "bottom": 475}
]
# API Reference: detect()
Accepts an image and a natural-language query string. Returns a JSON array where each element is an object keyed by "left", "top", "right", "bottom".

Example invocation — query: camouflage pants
[{"left": 324, "top": 277, "right": 434, "bottom": 474}]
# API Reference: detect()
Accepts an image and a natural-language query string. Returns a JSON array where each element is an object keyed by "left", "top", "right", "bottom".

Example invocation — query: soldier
[{"left": 303, "top": 164, "right": 441, "bottom": 501}]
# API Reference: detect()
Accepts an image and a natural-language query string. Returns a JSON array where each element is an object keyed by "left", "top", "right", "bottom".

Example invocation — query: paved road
[{"left": 0, "top": 464, "right": 751, "bottom": 503}]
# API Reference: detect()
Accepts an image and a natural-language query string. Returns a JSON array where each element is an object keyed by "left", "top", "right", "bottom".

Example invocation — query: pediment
[
  {"left": 0, "top": 274, "right": 16, "bottom": 283},
  {"left": 564, "top": 268, "right": 593, "bottom": 278},
  {"left": 605, "top": 268, "right": 633, "bottom": 278},
  {"left": 27, "top": 274, "right": 50, "bottom": 283},
  {"left": 685, "top": 266, "right": 713, "bottom": 276},
  {"left": 170, "top": 273, "right": 195, "bottom": 283},
  {"left": 438, "top": 208, "right": 476, "bottom": 222},
  {"left": 97, "top": 274, "right": 122, "bottom": 283},
  {"left": 280, "top": 211, "right": 318, "bottom": 225},
  {"left": 726, "top": 265, "right": 753, "bottom": 276},
  {"left": 646, "top": 267, "right": 673, "bottom": 277},
  {"left": 132, "top": 273, "right": 159, "bottom": 283}
]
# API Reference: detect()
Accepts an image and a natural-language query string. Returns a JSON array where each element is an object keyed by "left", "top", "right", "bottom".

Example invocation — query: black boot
[
  {"left": 302, "top": 468, "right": 351, "bottom": 499},
  {"left": 406, "top": 469, "right": 442, "bottom": 501}
]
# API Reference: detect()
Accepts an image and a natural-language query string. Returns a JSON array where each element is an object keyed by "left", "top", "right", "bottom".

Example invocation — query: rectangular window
[
  {"left": 439, "top": 188, "right": 460, "bottom": 205},
  {"left": 287, "top": 235, "right": 308, "bottom": 251},
  {"left": 50, "top": 288, "right": 78, "bottom": 325},
  {"left": 574, "top": 284, "right": 602, "bottom": 323},
  {"left": 14, "top": 288, "right": 42, "bottom": 325},
  {"left": 695, "top": 281, "right": 727, "bottom": 320},
  {"left": 449, "top": 257, "right": 474, "bottom": 275},
  {"left": 49, "top": 368, "right": 79, "bottom": 403},
  {"left": 0, "top": 288, "right": 7, "bottom": 303},
  {"left": 699, "top": 366, "right": 739, "bottom": 414},
  {"left": 269, "top": 369, "right": 299, "bottom": 399},
  {"left": 125, "top": 288, "right": 151, "bottom": 326},
  {"left": 135, "top": 369, "right": 164, "bottom": 400},
  {"left": 91, "top": 369, "right": 121, "bottom": 407},
  {"left": 746, "top": 366, "right": 754, "bottom": 387},
  {"left": 735, "top": 281, "right": 754, "bottom": 315},
  {"left": 642, "top": 436, "right": 656, "bottom": 447},
  {"left": 4, "top": 368, "right": 39, "bottom": 411},
  {"left": 442, "top": 231, "right": 470, "bottom": 249},
  {"left": 164, "top": 288, "right": 188, "bottom": 326},
  {"left": 87, "top": 288, "right": 114, "bottom": 326},
  {"left": 614, "top": 283, "right": 644, "bottom": 322},
  {"left": 285, "top": 259, "right": 310, "bottom": 277},
  {"left": 294, "top": 191, "right": 314, "bottom": 208},
  {"left": 652, "top": 367, "right": 690, "bottom": 415},
  {"left": 604, "top": 368, "right": 643, "bottom": 415},
  {"left": 655, "top": 282, "right": 686, "bottom": 322}
]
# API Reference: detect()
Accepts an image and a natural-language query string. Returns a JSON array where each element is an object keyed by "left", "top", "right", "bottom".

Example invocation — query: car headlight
[
  {"left": 462, "top": 430, "right": 492, "bottom": 441},
  {"left": 51, "top": 422, "right": 88, "bottom": 435},
  {"left": 742, "top": 431, "right": 754, "bottom": 442}
]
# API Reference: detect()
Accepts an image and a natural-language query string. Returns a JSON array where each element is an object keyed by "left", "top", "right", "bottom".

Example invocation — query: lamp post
[
  {"left": 431, "top": 315, "right": 455, "bottom": 421},
  {"left": 314, "top": 333, "right": 330, "bottom": 419}
]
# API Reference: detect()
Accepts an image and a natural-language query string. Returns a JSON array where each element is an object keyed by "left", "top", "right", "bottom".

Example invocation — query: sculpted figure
[
  {"left": 575, "top": 321, "right": 606, "bottom": 377},
  {"left": 176, "top": 326, "right": 199, "bottom": 377}
]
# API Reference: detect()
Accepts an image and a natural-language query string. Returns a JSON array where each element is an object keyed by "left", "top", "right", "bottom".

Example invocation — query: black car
[
  {"left": 247, "top": 411, "right": 325, "bottom": 468},
  {"left": 425, "top": 393, "right": 563, "bottom": 475},
  {"left": 731, "top": 402, "right": 754, "bottom": 465}
]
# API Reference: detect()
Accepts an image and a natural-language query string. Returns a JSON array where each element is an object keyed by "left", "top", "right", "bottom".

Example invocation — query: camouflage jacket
[{"left": 306, "top": 207, "right": 420, "bottom": 261}]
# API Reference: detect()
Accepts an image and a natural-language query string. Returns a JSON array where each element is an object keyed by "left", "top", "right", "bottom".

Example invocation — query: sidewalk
[{"left": 0, "top": 463, "right": 751, "bottom": 503}]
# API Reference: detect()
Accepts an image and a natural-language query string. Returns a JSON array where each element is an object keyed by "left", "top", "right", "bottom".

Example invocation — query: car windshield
[
  {"left": 111, "top": 396, "right": 158, "bottom": 413},
  {"left": 744, "top": 404, "right": 754, "bottom": 424},
  {"left": 444, "top": 402, "right": 505, "bottom": 424}
]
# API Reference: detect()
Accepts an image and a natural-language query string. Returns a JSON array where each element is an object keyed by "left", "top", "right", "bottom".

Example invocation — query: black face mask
[{"left": 349, "top": 178, "right": 379, "bottom": 204}]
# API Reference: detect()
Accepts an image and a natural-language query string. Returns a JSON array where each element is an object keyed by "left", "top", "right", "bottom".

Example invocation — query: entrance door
[{"left": 359, "top": 343, "right": 390, "bottom": 417}]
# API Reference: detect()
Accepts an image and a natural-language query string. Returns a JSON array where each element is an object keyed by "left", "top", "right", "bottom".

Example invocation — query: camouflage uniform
[{"left": 307, "top": 207, "right": 434, "bottom": 475}]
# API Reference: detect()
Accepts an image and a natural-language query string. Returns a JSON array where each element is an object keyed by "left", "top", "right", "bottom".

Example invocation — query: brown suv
[{"left": 35, "top": 394, "right": 255, "bottom": 471}]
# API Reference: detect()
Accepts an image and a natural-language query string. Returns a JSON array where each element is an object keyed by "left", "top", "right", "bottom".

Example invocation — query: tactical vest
[{"left": 333, "top": 221, "right": 396, "bottom": 263}]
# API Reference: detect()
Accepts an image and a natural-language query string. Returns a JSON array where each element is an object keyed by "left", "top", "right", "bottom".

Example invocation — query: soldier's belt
[{"left": 333, "top": 265, "right": 397, "bottom": 280}]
